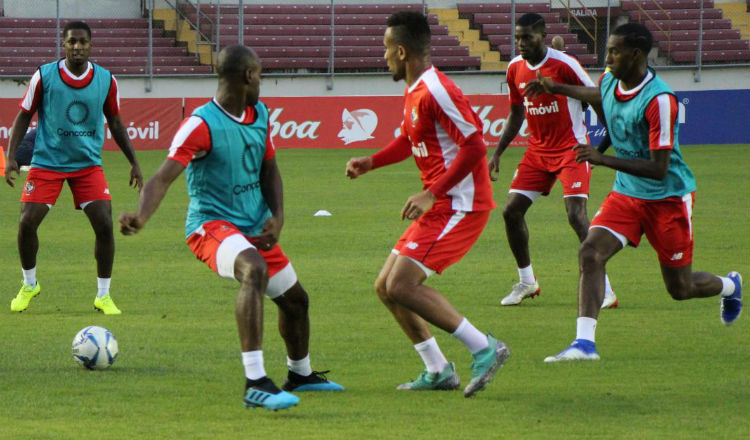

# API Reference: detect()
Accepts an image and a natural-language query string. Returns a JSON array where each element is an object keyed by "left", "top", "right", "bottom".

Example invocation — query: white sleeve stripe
[
  {"left": 21, "top": 70, "right": 41, "bottom": 111},
  {"left": 550, "top": 50, "right": 595, "bottom": 87},
  {"left": 168, "top": 116, "right": 204, "bottom": 157},
  {"left": 112, "top": 76, "right": 120, "bottom": 108},
  {"left": 656, "top": 94, "right": 672, "bottom": 147},
  {"left": 423, "top": 70, "right": 478, "bottom": 138}
]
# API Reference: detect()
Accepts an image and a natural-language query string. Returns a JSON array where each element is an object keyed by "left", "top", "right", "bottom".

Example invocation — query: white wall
[{"left": 4, "top": 0, "right": 140, "bottom": 18}]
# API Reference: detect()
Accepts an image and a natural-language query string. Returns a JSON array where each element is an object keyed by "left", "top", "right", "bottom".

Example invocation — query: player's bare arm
[
  {"left": 119, "top": 159, "right": 184, "bottom": 235},
  {"left": 106, "top": 113, "right": 144, "bottom": 191},
  {"left": 345, "top": 156, "right": 373, "bottom": 179},
  {"left": 573, "top": 144, "right": 671, "bottom": 180},
  {"left": 258, "top": 157, "right": 283, "bottom": 250},
  {"left": 527, "top": 71, "right": 603, "bottom": 105},
  {"left": 489, "top": 104, "right": 525, "bottom": 181},
  {"left": 4, "top": 110, "right": 33, "bottom": 187}
]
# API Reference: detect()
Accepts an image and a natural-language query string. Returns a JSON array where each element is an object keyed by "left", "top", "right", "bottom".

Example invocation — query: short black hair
[
  {"left": 516, "top": 13, "right": 546, "bottom": 32},
  {"left": 63, "top": 21, "right": 91, "bottom": 39},
  {"left": 216, "top": 44, "right": 259, "bottom": 78},
  {"left": 386, "top": 11, "right": 431, "bottom": 56},
  {"left": 612, "top": 22, "right": 653, "bottom": 54}
]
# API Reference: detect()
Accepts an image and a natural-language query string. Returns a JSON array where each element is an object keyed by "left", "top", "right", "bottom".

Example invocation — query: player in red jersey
[
  {"left": 346, "top": 12, "right": 509, "bottom": 398},
  {"left": 489, "top": 13, "right": 617, "bottom": 308}
]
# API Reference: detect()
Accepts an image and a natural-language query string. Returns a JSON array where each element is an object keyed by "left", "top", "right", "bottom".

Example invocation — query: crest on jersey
[
  {"left": 410, "top": 106, "right": 419, "bottom": 126},
  {"left": 24, "top": 180, "right": 35, "bottom": 195},
  {"left": 337, "top": 108, "right": 378, "bottom": 145}
]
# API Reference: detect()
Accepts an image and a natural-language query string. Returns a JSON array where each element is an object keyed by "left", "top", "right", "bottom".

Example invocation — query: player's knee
[
  {"left": 277, "top": 285, "right": 309, "bottom": 317},
  {"left": 567, "top": 211, "right": 588, "bottom": 232},
  {"left": 502, "top": 203, "right": 523, "bottom": 223},
  {"left": 235, "top": 259, "right": 268, "bottom": 290},
  {"left": 579, "top": 242, "right": 605, "bottom": 270},
  {"left": 384, "top": 276, "right": 413, "bottom": 304},
  {"left": 374, "top": 276, "right": 389, "bottom": 300}
]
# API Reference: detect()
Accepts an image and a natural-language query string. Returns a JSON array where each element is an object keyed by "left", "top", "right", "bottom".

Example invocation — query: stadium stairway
[
  {"left": 430, "top": 7, "right": 505, "bottom": 71},
  {"left": 717, "top": 2, "right": 750, "bottom": 40}
]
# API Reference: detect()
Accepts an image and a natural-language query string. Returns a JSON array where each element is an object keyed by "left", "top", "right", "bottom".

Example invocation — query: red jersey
[
  {"left": 507, "top": 48, "right": 594, "bottom": 155},
  {"left": 400, "top": 66, "right": 494, "bottom": 212}
]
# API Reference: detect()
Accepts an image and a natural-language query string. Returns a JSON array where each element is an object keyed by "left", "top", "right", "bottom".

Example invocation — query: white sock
[
  {"left": 242, "top": 350, "right": 266, "bottom": 380},
  {"left": 576, "top": 317, "right": 597, "bottom": 343},
  {"left": 604, "top": 274, "right": 613, "bottom": 295},
  {"left": 22, "top": 267, "right": 37, "bottom": 287},
  {"left": 97, "top": 277, "right": 111, "bottom": 298},
  {"left": 518, "top": 265, "right": 535, "bottom": 284},
  {"left": 287, "top": 354, "right": 312, "bottom": 376},
  {"left": 719, "top": 276, "right": 736, "bottom": 297},
  {"left": 413, "top": 337, "right": 449, "bottom": 373},
  {"left": 451, "top": 318, "right": 489, "bottom": 354}
]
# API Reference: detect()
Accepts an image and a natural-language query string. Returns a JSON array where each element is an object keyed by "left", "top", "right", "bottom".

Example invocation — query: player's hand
[
  {"left": 4, "top": 159, "right": 19, "bottom": 187},
  {"left": 401, "top": 190, "right": 435, "bottom": 221},
  {"left": 130, "top": 164, "right": 144, "bottom": 191},
  {"left": 345, "top": 156, "right": 373, "bottom": 179},
  {"left": 488, "top": 152, "right": 501, "bottom": 182},
  {"left": 256, "top": 217, "right": 282, "bottom": 250},
  {"left": 524, "top": 70, "right": 557, "bottom": 99},
  {"left": 118, "top": 212, "right": 144, "bottom": 235},
  {"left": 573, "top": 143, "right": 602, "bottom": 165}
]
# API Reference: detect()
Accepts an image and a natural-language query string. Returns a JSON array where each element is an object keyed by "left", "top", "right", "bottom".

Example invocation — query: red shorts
[
  {"left": 21, "top": 166, "right": 111, "bottom": 209},
  {"left": 510, "top": 149, "right": 590, "bottom": 197},
  {"left": 394, "top": 209, "right": 490, "bottom": 275},
  {"left": 591, "top": 191, "right": 695, "bottom": 267},
  {"left": 186, "top": 220, "right": 296, "bottom": 297}
]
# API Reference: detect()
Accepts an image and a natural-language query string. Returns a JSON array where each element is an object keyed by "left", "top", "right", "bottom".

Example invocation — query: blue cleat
[
  {"left": 282, "top": 370, "right": 344, "bottom": 392},
  {"left": 243, "top": 377, "right": 299, "bottom": 411},
  {"left": 544, "top": 339, "right": 600, "bottom": 363},
  {"left": 721, "top": 272, "right": 743, "bottom": 326}
]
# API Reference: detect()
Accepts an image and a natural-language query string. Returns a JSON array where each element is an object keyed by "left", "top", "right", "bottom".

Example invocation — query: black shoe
[{"left": 281, "top": 370, "right": 345, "bottom": 392}]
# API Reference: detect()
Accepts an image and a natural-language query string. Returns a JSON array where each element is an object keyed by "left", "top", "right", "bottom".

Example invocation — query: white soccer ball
[{"left": 72, "top": 326, "right": 119, "bottom": 370}]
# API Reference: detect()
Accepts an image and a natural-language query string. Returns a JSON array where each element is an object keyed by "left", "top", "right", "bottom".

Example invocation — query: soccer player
[
  {"left": 489, "top": 13, "right": 617, "bottom": 308},
  {"left": 533, "top": 23, "right": 743, "bottom": 362},
  {"left": 4, "top": 21, "right": 142, "bottom": 315},
  {"left": 119, "top": 45, "right": 343, "bottom": 410},
  {"left": 346, "top": 12, "right": 509, "bottom": 397}
]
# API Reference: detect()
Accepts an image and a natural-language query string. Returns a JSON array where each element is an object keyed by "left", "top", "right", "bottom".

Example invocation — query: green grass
[{"left": 0, "top": 145, "right": 748, "bottom": 439}]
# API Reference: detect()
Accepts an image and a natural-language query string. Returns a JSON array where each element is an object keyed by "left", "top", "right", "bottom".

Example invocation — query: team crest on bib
[
  {"left": 411, "top": 106, "right": 419, "bottom": 126},
  {"left": 24, "top": 180, "right": 35, "bottom": 195}
]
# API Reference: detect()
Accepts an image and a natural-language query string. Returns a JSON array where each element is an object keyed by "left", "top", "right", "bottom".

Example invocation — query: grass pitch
[{"left": 0, "top": 145, "right": 748, "bottom": 439}]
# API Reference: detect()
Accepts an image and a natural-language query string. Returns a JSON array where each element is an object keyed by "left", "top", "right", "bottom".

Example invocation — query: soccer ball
[{"left": 72, "top": 326, "right": 119, "bottom": 370}]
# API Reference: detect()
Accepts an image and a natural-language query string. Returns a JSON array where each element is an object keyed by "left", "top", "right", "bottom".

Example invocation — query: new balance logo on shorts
[
  {"left": 571, "top": 182, "right": 582, "bottom": 189},
  {"left": 406, "top": 242, "right": 419, "bottom": 250},
  {"left": 670, "top": 252, "right": 684, "bottom": 261}
]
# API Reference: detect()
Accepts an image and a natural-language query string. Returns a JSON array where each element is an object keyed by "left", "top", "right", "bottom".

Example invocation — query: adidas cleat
[
  {"left": 397, "top": 361, "right": 460, "bottom": 391},
  {"left": 244, "top": 377, "right": 299, "bottom": 411},
  {"left": 282, "top": 370, "right": 344, "bottom": 392},
  {"left": 501, "top": 280, "right": 540, "bottom": 306},
  {"left": 544, "top": 339, "right": 600, "bottom": 363},
  {"left": 10, "top": 282, "right": 41, "bottom": 312},
  {"left": 721, "top": 271, "right": 743, "bottom": 326},
  {"left": 463, "top": 335, "right": 510, "bottom": 397}
]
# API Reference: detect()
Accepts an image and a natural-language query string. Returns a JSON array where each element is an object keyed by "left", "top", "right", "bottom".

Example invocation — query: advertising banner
[{"left": 2, "top": 90, "right": 747, "bottom": 151}]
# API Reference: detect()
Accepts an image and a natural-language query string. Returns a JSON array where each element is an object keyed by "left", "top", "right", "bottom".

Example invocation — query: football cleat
[
  {"left": 463, "top": 335, "right": 510, "bottom": 397},
  {"left": 244, "top": 377, "right": 299, "bottom": 411},
  {"left": 501, "top": 280, "right": 540, "bottom": 306},
  {"left": 397, "top": 361, "right": 460, "bottom": 391},
  {"left": 10, "top": 282, "right": 41, "bottom": 312},
  {"left": 601, "top": 290, "right": 619, "bottom": 309},
  {"left": 544, "top": 339, "right": 600, "bottom": 363},
  {"left": 94, "top": 294, "right": 122, "bottom": 315},
  {"left": 721, "top": 272, "right": 743, "bottom": 326},
  {"left": 282, "top": 370, "right": 345, "bottom": 392}
]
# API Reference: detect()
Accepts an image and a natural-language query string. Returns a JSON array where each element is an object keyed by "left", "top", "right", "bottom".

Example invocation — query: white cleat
[
  {"left": 501, "top": 280, "right": 540, "bottom": 306},
  {"left": 601, "top": 290, "right": 619, "bottom": 309},
  {"left": 544, "top": 339, "right": 600, "bottom": 363}
]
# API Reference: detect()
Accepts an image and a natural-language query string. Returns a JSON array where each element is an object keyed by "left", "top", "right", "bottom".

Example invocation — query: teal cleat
[
  {"left": 282, "top": 370, "right": 345, "bottom": 392},
  {"left": 463, "top": 335, "right": 510, "bottom": 398},
  {"left": 243, "top": 377, "right": 299, "bottom": 411},
  {"left": 397, "top": 361, "right": 460, "bottom": 391}
]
